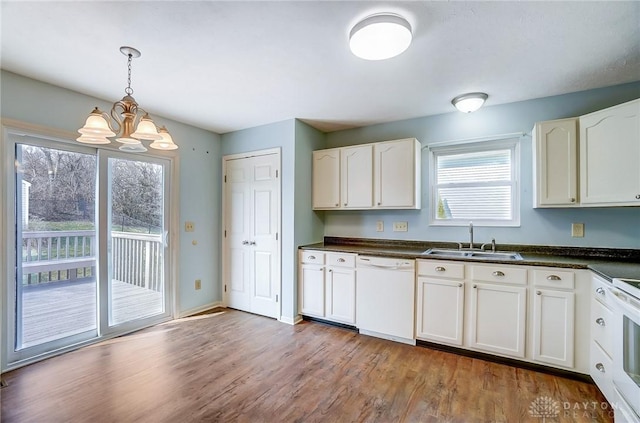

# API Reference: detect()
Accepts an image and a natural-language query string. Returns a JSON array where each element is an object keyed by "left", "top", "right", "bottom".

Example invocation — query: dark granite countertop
[{"left": 300, "top": 237, "right": 640, "bottom": 281}]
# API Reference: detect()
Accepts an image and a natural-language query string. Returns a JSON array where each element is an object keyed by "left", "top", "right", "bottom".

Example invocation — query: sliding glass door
[
  {"left": 5, "top": 129, "right": 174, "bottom": 367},
  {"left": 101, "top": 153, "right": 171, "bottom": 331},
  {"left": 14, "top": 141, "right": 98, "bottom": 353}
]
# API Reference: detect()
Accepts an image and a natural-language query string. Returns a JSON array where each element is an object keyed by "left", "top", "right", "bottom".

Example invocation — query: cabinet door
[
  {"left": 579, "top": 99, "right": 640, "bottom": 206},
  {"left": 469, "top": 282, "right": 527, "bottom": 358},
  {"left": 312, "top": 149, "right": 340, "bottom": 209},
  {"left": 374, "top": 139, "right": 419, "bottom": 208},
  {"left": 299, "top": 264, "right": 325, "bottom": 317},
  {"left": 533, "top": 119, "right": 578, "bottom": 207},
  {"left": 326, "top": 267, "right": 356, "bottom": 324},
  {"left": 341, "top": 145, "right": 373, "bottom": 208},
  {"left": 532, "top": 288, "right": 575, "bottom": 368},
  {"left": 416, "top": 277, "right": 464, "bottom": 345}
]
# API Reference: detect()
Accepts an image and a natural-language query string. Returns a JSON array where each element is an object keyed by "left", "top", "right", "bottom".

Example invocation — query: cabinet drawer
[
  {"left": 532, "top": 269, "right": 575, "bottom": 289},
  {"left": 417, "top": 260, "right": 465, "bottom": 279},
  {"left": 591, "top": 298, "right": 613, "bottom": 357},
  {"left": 300, "top": 250, "right": 325, "bottom": 264},
  {"left": 470, "top": 265, "right": 527, "bottom": 285},
  {"left": 326, "top": 253, "right": 356, "bottom": 268},
  {"left": 592, "top": 276, "right": 614, "bottom": 309},
  {"left": 590, "top": 341, "right": 614, "bottom": 403}
]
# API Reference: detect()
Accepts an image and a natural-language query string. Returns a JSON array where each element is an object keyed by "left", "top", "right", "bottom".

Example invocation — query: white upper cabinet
[
  {"left": 532, "top": 118, "right": 578, "bottom": 207},
  {"left": 312, "top": 138, "right": 421, "bottom": 210},
  {"left": 579, "top": 98, "right": 640, "bottom": 206},
  {"left": 341, "top": 144, "right": 373, "bottom": 208},
  {"left": 312, "top": 149, "right": 340, "bottom": 209},
  {"left": 374, "top": 138, "right": 421, "bottom": 209}
]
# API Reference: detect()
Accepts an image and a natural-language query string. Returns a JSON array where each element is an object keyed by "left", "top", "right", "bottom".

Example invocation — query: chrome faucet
[{"left": 468, "top": 222, "right": 474, "bottom": 249}]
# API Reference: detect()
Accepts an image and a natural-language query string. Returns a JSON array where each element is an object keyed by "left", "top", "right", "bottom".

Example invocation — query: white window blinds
[{"left": 430, "top": 138, "right": 520, "bottom": 226}]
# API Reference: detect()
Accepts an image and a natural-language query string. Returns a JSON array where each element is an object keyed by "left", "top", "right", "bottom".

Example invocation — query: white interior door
[{"left": 223, "top": 150, "right": 280, "bottom": 319}]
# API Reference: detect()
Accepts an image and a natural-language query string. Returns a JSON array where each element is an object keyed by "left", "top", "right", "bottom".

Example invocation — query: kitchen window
[{"left": 429, "top": 137, "right": 520, "bottom": 226}]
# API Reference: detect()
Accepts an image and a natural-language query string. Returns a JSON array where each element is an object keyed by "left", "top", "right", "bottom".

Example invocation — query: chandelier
[{"left": 77, "top": 46, "right": 178, "bottom": 151}]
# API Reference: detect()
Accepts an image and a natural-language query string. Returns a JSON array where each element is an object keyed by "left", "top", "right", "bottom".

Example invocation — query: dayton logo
[{"left": 529, "top": 396, "right": 560, "bottom": 421}]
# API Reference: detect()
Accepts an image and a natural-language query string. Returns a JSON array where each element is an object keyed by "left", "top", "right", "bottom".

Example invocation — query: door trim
[{"left": 221, "top": 148, "right": 281, "bottom": 320}]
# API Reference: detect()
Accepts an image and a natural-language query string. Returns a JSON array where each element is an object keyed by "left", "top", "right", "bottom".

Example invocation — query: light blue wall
[
  {"left": 220, "top": 119, "right": 325, "bottom": 319},
  {"left": 221, "top": 119, "right": 298, "bottom": 319},
  {"left": 324, "top": 82, "right": 640, "bottom": 249},
  {"left": 0, "top": 70, "right": 222, "bottom": 315}
]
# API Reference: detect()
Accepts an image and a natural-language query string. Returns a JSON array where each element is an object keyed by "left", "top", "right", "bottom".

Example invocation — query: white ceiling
[{"left": 2, "top": 1, "right": 639, "bottom": 134}]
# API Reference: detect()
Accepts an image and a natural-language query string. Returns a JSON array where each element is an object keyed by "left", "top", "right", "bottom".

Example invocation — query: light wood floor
[{"left": 1, "top": 309, "right": 612, "bottom": 423}]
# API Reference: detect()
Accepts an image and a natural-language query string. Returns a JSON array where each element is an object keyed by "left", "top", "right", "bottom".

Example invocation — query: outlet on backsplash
[
  {"left": 393, "top": 222, "right": 408, "bottom": 232},
  {"left": 376, "top": 221, "right": 384, "bottom": 232}
]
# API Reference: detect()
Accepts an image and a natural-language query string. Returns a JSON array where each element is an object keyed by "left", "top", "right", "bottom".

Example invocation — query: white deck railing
[{"left": 21, "top": 230, "right": 163, "bottom": 292}]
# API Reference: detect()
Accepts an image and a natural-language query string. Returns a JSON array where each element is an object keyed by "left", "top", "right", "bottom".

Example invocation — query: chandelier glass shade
[{"left": 77, "top": 46, "right": 178, "bottom": 151}]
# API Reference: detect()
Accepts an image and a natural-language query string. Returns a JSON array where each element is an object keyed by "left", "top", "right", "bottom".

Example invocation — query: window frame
[{"left": 428, "top": 136, "right": 521, "bottom": 227}]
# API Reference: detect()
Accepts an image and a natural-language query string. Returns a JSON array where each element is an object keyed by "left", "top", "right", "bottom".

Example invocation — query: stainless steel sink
[{"left": 421, "top": 248, "right": 523, "bottom": 260}]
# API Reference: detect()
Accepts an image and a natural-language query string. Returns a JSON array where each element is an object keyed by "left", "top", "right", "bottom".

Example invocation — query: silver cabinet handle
[
  {"left": 328, "top": 269, "right": 333, "bottom": 272},
  {"left": 536, "top": 291, "right": 541, "bottom": 295},
  {"left": 377, "top": 202, "right": 381, "bottom": 206},
  {"left": 570, "top": 198, "right": 576, "bottom": 203},
  {"left": 344, "top": 203, "right": 347, "bottom": 206},
  {"left": 338, "top": 258, "right": 346, "bottom": 263},
  {"left": 473, "top": 284, "right": 477, "bottom": 289},
  {"left": 250, "top": 241, "right": 256, "bottom": 246},
  {"left": 546, "top": 275, "right": 561, "bottom": 281},
  {"left": 435, "top": 266, "right": 446, "bottom": 272},
  {"left": 458, "top": 283, "right": 463, "bottom": 287},
  {"left": 595, "top": 287, "right": 605, "bottom": 295},
  {"left": 492, "top": 270, "right": 505, "bottom": 277},
  {"left": 242, "top": 240, "right": 249, "bottom": 245},
  {"left": 636, "top": 194, "right": 640, "bottom": 199},
  {"left": 335, "top": 203, "right": 339, "bottom": 207},
  {"left": 595, "top": 363, "right": 605, "bottom": 373},
  {"left": 308, "top": 255, "right": 316, "bottom": 260},
  {"left": 596, "top": 317, "right": 606, "bottom": 326}
]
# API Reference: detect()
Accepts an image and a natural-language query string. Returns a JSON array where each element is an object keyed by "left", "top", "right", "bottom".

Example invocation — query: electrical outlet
[
  {"left": 185, "top": 221, "right": 195, "bottom": 232},
  {"left": 195, "top": 279, "right": 202, "bottom": 290},
  {"left": 376, "top": 221, "right": 384, "bottom": 232},
  {"left": 393, "top": 221, "right": 408, "bottom": 232},
  {"left": 571, "top": 223, "right": 584, "bottom": 237}
]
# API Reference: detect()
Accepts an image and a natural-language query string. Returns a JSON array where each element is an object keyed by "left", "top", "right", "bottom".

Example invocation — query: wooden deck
[{"left": 20, "top": 280, "right": 163, "bottom": 348}]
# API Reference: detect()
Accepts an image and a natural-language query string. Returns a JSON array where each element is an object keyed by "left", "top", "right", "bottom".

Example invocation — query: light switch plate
[{"left": 571, "top": 223, "right": 584, "bottom": 237}]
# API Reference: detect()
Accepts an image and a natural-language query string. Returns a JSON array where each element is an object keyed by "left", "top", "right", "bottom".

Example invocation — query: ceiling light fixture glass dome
[
  {"left": 349, "top": 13, "right": 412, "bottom": 60},
  {"left": 451, "top": 92, "right": 489, "bottom": 113}
]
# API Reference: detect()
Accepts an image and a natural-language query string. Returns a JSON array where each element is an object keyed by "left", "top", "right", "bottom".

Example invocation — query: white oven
[{"left": 610, "top": 278, "right": 640, "bottom": 421}]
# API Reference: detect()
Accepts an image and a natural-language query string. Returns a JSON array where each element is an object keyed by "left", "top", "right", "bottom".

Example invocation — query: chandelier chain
[{"left": 125, "top": 53, "right": 134, "bottom": 96}]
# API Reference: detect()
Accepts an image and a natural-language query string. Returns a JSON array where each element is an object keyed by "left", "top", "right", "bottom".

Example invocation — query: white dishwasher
[{"left": 356, "top": 256, "right": 416, "bottom": 345}]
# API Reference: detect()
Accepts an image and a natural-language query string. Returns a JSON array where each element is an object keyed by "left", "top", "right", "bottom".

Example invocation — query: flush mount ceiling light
[
  {"left": 451, "top": 92, "right": 489, "bottom": 113},
  {"left": 349, "top": 13, "right": 412, "bottom": 60},
  {"left": 77, "top": 46, "right": 178, "bottom": 151}
]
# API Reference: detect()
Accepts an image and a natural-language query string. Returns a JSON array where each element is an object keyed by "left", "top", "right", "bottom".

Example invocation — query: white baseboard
[
  {"left": 178, "top": 301, "right": 224, "bottom": 318},
  {"left": 279, "top": 314, "right": 303, "bottom": 325}
]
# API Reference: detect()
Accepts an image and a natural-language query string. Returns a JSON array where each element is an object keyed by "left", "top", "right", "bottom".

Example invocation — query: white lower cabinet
[
  {"left": 298, "top": 250, "right": 356, "bottom": 325},
  {"left": 532, "top": 288, "right": 575, "bottom": 367},
  {"left": 299, "top": 251, "right": 326, "bottom": 317},
  {"left": 416, "top": 260, "right": 465, "bottom": 346},
  {"left": 415, "top": 260, "right": 588, "bottom": 373},
  {"left": 531, "top": 268, "right": 576, "bottom": 368},
  {"left": 326, "top": 265, "right": 356, "bottom": 324},
  {"left": 469, "top": 282, "right": 527, "bottom": 358}
]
